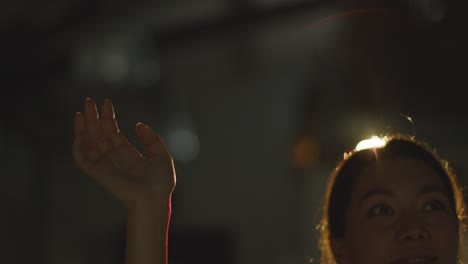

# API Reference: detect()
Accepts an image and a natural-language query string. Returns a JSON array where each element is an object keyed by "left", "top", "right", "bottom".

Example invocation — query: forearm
[{"left": 125, "top": 198, "right": 172, "bottom": 264}]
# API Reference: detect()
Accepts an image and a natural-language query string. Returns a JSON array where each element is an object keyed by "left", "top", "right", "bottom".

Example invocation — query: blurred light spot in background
[
  {"left": 72, "top": 32, "right": 160, "bottom": 86},
  {"left": 99, "top": 48, "right": 129, "bottom": 83},
  {"left": 73, "top": 42, "right": 129, "bottom": 83},
  {"left": 166, "top": 128, "right": 200, "bottom": 163},
  {"left": 291, "top": 134, "right": 319, "bottom": 171},
  {"left": 164, "top": 114, "right": 200, "bottom": 163}
]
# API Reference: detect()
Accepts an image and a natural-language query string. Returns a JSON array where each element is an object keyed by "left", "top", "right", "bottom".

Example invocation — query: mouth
[{"left": 389, "top": 256, "right": 438, "bottom": 264}]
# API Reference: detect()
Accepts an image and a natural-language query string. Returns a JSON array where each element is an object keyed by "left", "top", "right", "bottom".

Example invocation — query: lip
[{"left": 389, "top": 256, "right": 438, "bottom": 264}]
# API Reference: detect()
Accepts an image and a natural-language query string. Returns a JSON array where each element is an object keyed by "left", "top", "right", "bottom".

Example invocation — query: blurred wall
[{"left": 2, "top": 0, "right": 468, "bottom": 264}]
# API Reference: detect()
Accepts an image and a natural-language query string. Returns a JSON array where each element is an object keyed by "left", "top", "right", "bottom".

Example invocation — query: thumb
[{"left": 135, "top": 122, "right": 171, "bottom": 159}]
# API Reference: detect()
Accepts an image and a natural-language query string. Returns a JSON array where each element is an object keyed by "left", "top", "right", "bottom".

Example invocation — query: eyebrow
[{"left": 358, "top": 184, "right": 447, "bottom": 206}]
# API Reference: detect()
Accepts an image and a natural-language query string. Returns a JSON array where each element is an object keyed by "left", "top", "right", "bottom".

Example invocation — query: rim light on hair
[
  {"left": 355, "top": 135, "right": 388, "bottom": 151},
  {"left": 344, "top": 135, "right": 388, "bottom": 159}
]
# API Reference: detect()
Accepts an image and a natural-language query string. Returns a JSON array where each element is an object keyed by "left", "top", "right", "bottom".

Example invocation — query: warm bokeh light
[{"left": 291, "top": 134, "right": 319, "bottom": 170}]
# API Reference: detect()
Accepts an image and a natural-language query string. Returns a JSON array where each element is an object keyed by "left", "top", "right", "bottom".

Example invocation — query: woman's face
[{"left": 335, "top": 157, "right": 459, "bottom": 264}]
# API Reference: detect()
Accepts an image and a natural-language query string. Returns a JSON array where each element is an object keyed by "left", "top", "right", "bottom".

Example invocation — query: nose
[
  {"left": 399, "top": 227, "right": 430, "bottom": 241},
  {"left": 396, "top": 217, "right": 431, "bottom": 242}
]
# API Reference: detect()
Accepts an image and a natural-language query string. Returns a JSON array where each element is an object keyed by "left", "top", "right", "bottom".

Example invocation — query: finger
[
  {"left": 72, "top": 112, "right": 94, "bottom": 173},
  {"left": 135, "top": 122, "right": 171, "bottom": 159},
  {"left": 73, "top": 135, "right": 106, "bottom": 187},
  {"left": 108, "top": 131, "right": 130, "bottom": 148},
  {"left": 74, "top": 111, "right": 86, "bottom": 137},
  {"left": 84, "top": 98, "right": 103, "bottom": 140},
  {"left": 101, "top": 99, "right": 120, "bottom": 135},
  {"left": 85, "top": 98, "right": 114, "bottom": 154},
  {"left": 73, "top": 137, "right": 93, "bottom": 172},
  {"left": 99, "top": 99, "right": 131, "bottom": 150},
  {"left": 74, "top": 111, "right": 103, "bottom": 161}
]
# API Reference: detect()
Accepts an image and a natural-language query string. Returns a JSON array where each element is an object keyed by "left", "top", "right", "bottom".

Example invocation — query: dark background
[{"left": 2, "top": 0, "right": 468, "bottom": 263}]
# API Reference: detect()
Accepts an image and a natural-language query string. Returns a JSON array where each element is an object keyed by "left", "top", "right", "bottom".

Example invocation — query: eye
[
  {"left": 368, "top": 204, "right": 394, "bottom": 216},
  {"left": 423, "top": 200, "right": 446, "bottom": 212}
]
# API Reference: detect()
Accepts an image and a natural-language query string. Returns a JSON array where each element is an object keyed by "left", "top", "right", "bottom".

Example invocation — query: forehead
[{"left": 352, "top": 157, "right": 445, "bottom": 193}]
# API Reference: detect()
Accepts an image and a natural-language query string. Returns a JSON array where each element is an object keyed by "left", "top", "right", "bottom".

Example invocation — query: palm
[{"left": 72, "top": 98, "right": 176, "bottom": 209}]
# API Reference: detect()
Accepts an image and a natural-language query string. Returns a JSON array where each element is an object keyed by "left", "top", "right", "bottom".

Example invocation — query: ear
[{"left": 330, "top": 238, "right": 348, "bottom": 264}]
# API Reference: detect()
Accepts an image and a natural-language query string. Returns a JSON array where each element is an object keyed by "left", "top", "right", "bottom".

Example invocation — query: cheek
[
  {"left": 345, "top": 219, "right": 395, "bottom": 263},
  {"left": 346, "top": 215, "right": 460, "bottom": 264},
  {"left": 427, "top": 216, "right": 459, "bottom": 255},
  {"left": 426, "top": 212, "right": 459, "bottom": 239}
]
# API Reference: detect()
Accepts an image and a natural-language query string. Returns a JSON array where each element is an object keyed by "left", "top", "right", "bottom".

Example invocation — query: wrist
[{"left": 127, "top": 195, "right": 172, "bottom": 216}]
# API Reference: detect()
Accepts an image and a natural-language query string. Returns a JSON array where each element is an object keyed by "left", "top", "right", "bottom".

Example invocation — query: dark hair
[{"left": 318, "top": 134, "right": 466, "bottom": 264}]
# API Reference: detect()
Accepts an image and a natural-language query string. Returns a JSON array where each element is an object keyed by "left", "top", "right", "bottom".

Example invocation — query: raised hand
[{"left": 72, "top": 98, "right": 176, "bottom": 210}]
